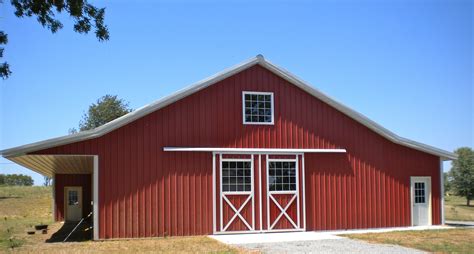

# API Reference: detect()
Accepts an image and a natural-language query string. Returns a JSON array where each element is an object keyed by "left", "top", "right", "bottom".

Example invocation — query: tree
[
  {"left": 1, "top": 174, "right": 34, "bottom": 186},
  {"left": 1, "top": 0, "right": 110, "bottom": 79},
  {"left": 450, "top": 147, "right": 474, "bottom": 206},
  {"left": 77, "top": 95, "right": 132, "bottom": 131},
  {"left": 43, "top": 176, "right": 52, "bottom": 186},
  {"left": 444, "top": 172, "right": 451, "bottom": 194}
]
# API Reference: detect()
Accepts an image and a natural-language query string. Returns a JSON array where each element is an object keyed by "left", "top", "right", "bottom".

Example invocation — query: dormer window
[{"left": 242, "top": 91, "right": 274, "bottom": 125}]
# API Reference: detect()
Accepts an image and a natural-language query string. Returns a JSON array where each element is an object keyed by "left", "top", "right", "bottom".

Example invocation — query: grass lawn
[
  {"left": 445, "top": 195, "right": 474, "bottom": 221},
  {"left": 345, "top": 228, "right": 474, "bottom": 253},
  {"left": 0, "top": 186, "right": 53, "bottom": 250},
  {"left": 0, "top": 186, "right": 243, "bottom": 253}
]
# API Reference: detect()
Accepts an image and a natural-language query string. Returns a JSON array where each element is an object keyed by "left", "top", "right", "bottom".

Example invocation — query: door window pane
[
  {"left": 68, "top": 190, "right": 79, "bottom": 206},
  {"left": 414, "top": 182, "right": 426, "bottom": 204},
  {"left": 222, "top": 161, "right": 251, "bottom": 192},
  {"left": 269, "top": 161, "right": 296, "bottom": 191}
]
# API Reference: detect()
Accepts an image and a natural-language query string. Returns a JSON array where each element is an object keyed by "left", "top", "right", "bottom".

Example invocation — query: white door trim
[
  {"left": 213, "top": 152, "right": 306, "bottom": 234},
  {"left": 410, "top": 176, "right": 432, "bottom": 226},
  {"left": 218, "top": 155, "right": 255, "bottom": 232},
  {"left": 266, "top": 156, "right": 302, "bottom": 231}
]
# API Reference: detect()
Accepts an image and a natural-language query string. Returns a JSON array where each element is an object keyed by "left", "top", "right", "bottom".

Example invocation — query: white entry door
[
  {"left": 65, "top": 186, "right": 83, "bottom": 221},
  {"left": 411, "top": 177, "right": 431, "bottom": 226}
]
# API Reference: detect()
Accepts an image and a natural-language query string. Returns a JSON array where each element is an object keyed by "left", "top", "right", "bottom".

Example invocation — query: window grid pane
[
  {"left": 68, "top": 190, "right": 79, "bottom": 206},
  {"left": 269, "top": 161, "right": 296, "bottom": 191},
  {"left": 414, "top": 182, "right": 426, "bottom": 204},
  {"left": 244, "top": 93, "right": 273, "bottom": 123},
  {"left": 222, "top": 161, "right": 252, "bottom": 193}
]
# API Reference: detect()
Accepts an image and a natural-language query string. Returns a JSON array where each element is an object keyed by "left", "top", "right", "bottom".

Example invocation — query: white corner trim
[
  {"left": 163, "top": 147, "right": 347, "bottom": 153},
  {"left": 52, "top": 174, "right": 56, "bottom": 221},
  {"left": 0, "top": 55, "right": 456, "bottom": 160},
  {"left": 93, "top": 155, "right": 99, "bottom": 240},
  {"left": 440, "top": 159, "right": 445, "bottom": 225}
]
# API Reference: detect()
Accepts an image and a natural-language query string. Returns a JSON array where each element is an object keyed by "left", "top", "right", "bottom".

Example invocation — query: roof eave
[{"left": 1, "top": 55, "right": 457, "bottom": 161}]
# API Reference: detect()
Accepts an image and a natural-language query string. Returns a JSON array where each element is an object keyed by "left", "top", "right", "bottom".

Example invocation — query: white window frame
[
  {"left": 242, "top": 91, "right": 274, "bottom": 125},
  {"left": 221, "top": 158, "right": 253, "bottom": 194}
]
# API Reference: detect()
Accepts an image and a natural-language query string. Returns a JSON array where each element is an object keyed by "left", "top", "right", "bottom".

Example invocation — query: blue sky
[{"left": 1, "top": 0, "right": 472, "bottom": 185}]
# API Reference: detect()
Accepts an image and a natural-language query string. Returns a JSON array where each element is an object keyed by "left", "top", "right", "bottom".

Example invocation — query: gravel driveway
[{"left": 238, "top": 238, "right": 425, "bottom": 254}]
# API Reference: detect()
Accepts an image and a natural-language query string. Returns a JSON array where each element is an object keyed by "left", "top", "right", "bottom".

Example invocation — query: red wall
[
  {"left": 33, "top": 64, "right": 441, "bottom": 238},
  {"left": 54, "top": 174, "right": 92, "bottom": 221}
]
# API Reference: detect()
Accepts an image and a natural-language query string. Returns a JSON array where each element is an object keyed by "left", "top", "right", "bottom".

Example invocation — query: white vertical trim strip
[
  {"left": 410, "top": 177, "right": 413, "bottom": 226},
  {"left": 212, "top": 152, "right": 216, "bottom": 234},
  {"left": 296, "top": 155, "right": 300, "bottom": 228},
  {"left": 301, "top": 154, "right": 306, "bottom": 230},
  {"left": 259, "top": 154, "right": 262, "bottom": 232},
  {"left": 427, "top": 176, "right": 432, "bottom": 226},
  {"left": 251, "top": 154, "right": 255, "bottom": 230},
  {"left": 266, "top": 154, "right": 270, "bottom": 230},
  {"left": 440, "top": 158, "right": 445, "bottom": 225},
  {"left": 219, "top": 153, "right": 223, "bottom": 232},
  {"left": 93, "top": 155, "right": 99, "bottom": 240},
  {"left": 52, "top": 174, "right": 55, "bottom": 221}
]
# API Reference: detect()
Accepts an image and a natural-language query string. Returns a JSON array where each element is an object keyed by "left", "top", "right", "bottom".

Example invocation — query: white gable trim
[{"left": 0, "top": 55, "right": 456, "bottom": 160}]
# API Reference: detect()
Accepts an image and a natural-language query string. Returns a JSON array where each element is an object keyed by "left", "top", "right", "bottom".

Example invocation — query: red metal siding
[
  {"left": 33, "top": 64, "right": 441, "bottom": 238},
  {"left": 54, "top": 174, "right": 92, "bottom": 222}
]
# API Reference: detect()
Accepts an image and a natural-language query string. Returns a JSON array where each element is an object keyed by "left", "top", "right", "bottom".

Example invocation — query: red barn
[{"left": 1, "top": 55, "right": 455, "bottom": 240}]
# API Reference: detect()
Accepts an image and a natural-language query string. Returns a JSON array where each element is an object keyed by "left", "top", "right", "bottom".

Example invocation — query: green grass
[
  {"left": 344, "top": 228, "right": 474, "bottom": 253},
  {"left": 0, "top": 186, "right": 53, "bottom": 250},
  {"left": 0, "top": 186, "right": 244, "bottom": 253},
  {"left": 445, "top": 195, "right": 474, "bottom": 221}
]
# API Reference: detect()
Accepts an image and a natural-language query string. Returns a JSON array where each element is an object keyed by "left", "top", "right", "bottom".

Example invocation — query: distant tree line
[{"left": 0, "top": 174, "right": 33, "bottom": 186}]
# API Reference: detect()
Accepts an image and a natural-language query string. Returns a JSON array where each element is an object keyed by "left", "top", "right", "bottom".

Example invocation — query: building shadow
[{"left": 46, "top": 220, "right": 92, "bottom": 243}]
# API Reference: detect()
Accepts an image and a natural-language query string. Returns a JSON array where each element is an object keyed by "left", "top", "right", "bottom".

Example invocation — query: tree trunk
[{"left": 468, "top": 198, "right": 471, "bottom": 206}]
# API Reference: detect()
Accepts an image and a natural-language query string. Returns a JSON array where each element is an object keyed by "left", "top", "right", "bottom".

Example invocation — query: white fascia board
[
  {"left": 164, "top": 147, "right": 347, "bottom": 153},
  {"left": 259, "top": 60, "right": 457, "bottom": 161},
  {"left": 1, "top": 55, "right": 456, "bottom": 160},
  {"left": 0, "top": 57, "right": 261, "bottom": 157}
]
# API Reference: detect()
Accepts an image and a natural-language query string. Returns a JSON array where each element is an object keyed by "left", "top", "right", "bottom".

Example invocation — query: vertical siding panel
[
  {"left": 112, "top": 132, "right": 119, "bottom": 238},
  {"left": 159, "top": 113, "right": 165, "bottom": 236},
  {"left": 155, "top": 113, "right": 161, "bottom": 237},
  {"left": 140, "top": 121, "right": 146, "bottom": 238},
  {"left": 316, "top": 169, "right": 321, "bottom": 230},
  {"left": 108, "top": 133, "right": 114, "bottom": 238},
  {"left": 321, "top": 171, "right": 326, "bottom": 230}
]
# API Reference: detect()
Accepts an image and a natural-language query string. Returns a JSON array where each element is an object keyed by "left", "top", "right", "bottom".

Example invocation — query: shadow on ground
[{"left": 46, "top": 220, "right": 92, "bottom": 243}]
